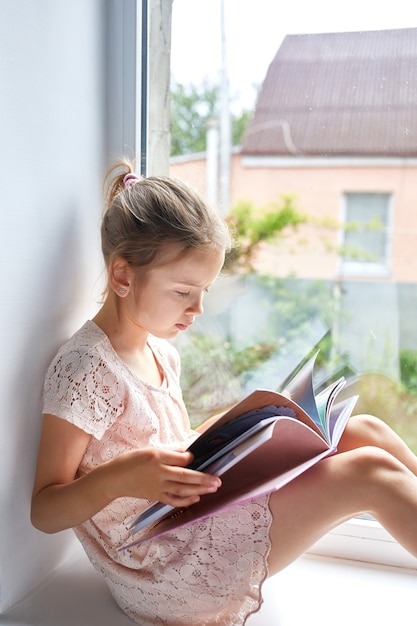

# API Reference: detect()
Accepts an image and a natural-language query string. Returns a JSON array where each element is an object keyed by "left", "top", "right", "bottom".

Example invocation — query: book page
[
  {"left": 284, "top": 352, "right": 321, "bottom": 430},
  {"left": 328, "top": 394, "right": 359, "bottom": 444},
  {"left": 198, "top": 388, "right": 325, "bottom": 441}
]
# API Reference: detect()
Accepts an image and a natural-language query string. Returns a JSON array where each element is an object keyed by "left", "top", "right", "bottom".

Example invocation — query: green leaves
[
  {"left": 225, "top": 196, "right": 307, "bottom": 271},
  {"left": 170, "top": 79, "right": 252, "bottom": 156}
]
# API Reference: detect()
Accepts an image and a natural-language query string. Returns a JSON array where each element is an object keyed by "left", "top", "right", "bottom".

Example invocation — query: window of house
[
  {"left": 339, "top": 192, "right": 392, "bottom": 276},
  {"left": 165, "top": 0, "right": 417, "bottom": 570}
]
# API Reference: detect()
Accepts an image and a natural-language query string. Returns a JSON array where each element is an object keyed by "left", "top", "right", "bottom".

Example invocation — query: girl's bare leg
[
  {"left": 267, "top": 445, "right": 417, "bottom": 575},
  {"left": 338, "top": 413, "right": 417, "bottom": 475}
]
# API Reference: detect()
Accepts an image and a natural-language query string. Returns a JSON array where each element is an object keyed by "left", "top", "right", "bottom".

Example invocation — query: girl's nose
[{"left": 188, "top": 294, "right": 204, "bottom": 316}]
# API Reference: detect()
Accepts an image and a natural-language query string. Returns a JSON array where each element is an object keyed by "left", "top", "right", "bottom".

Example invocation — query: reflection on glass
[{"left": 169, "top": 1, "right": 417, "bottom": 453}]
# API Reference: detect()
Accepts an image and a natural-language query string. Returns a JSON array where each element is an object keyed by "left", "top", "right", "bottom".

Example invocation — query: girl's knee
[
  {"left": 340, "top": 413, "right": 396, "bottom": 451},
  {"left": 348, "top": 412, "right": 385, "bottom": 435},
  {"left": 352, "top": 445, "right": 406, "bottom": 481}
]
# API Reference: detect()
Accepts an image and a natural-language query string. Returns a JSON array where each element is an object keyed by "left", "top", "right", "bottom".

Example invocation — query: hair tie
[{"left": 123, "top": 172, "right": 140, "bottom": 189}]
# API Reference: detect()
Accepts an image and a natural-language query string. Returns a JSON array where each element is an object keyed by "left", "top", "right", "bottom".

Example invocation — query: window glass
[
  {"left": 340, "top": 192, "right": 391, "bottom": 275},
  {"left": 169, "top": 0, "right": 417, "bottom": 463}
]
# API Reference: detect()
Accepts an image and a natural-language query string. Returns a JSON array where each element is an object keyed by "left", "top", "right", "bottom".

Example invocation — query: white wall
[{"left": 0, "top": 0, "right": 107, "bottom": 611}]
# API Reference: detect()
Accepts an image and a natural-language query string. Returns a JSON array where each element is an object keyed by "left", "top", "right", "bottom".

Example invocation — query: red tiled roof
[{"left": 242, "top": 28, "right": 417, "bottom": 157}]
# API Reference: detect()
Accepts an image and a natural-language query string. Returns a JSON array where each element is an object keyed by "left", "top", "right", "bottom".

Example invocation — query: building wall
[
  {"left": 169, "top": 154, "right": 209, "bottom": 198},
  {"left": 232, "top": 155, "right": 417, "bottom": 283},
  {"left": 171, "top": 154, "right": 417, "bottom": 283}
]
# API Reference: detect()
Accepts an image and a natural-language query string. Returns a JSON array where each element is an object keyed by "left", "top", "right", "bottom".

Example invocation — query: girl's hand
[{"left": 108, "top": 447, "right": 222, "bottom": 509}]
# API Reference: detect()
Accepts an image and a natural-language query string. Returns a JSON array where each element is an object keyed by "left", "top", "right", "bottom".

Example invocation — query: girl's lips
[{"left": 176, "top": 322, "right": 191, "bottom": 331}]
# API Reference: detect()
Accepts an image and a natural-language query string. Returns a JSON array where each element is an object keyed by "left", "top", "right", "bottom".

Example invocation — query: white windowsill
[
  {"left": 248, "top": 553, "right": 417, "bottom": 625},
  {"left": 3, "top": 525, "right": 417, "bottom": 626},
  {"left": 309, "top": 517, "right": 417, "bottom": 570}
]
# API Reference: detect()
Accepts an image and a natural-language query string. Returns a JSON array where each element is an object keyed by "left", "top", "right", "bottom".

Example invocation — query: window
[
  {"left": 340, "top": 192, "right": 392, "bottom": 276},
  {"left": 167, "top": 0, "right": 417, "bottom": 570}
]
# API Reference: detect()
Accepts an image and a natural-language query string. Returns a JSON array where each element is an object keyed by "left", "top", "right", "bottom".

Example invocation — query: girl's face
[{"left": 129, "top": 247, "right": 225, "bottom": 339}]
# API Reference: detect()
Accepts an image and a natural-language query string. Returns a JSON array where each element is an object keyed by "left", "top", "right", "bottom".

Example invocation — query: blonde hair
[{"left": 101, "top": 159, "right": 231, "bottom": 271}]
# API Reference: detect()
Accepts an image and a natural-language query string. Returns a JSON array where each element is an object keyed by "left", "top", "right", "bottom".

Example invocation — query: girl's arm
[{"left": 31, "top": 414, "right": 221, "bottom": 534}]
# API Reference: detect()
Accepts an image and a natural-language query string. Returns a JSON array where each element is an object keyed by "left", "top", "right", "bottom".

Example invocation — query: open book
[{"left": 120, "top": 352, "right": 357, "bottom": 551}]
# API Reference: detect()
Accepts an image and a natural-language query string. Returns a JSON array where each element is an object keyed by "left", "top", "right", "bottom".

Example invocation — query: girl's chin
[{"left": 150, "top": 328, "right": 181, "bottom": 339}]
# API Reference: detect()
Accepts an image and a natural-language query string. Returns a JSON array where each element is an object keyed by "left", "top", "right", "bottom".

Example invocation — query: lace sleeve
[{"left": 42, "top": 346, "right": 125, "bottom": 440}]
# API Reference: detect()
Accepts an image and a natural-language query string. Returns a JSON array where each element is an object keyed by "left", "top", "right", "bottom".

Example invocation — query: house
[
  {"left": 170, "top": 27, "right": 417, "bottom": 372},
  {"left": 238, "top": 27, "right": 417, "bottom": 283},
  {"left": 173, "top": 27, "right": 417, "bottom": 282}
]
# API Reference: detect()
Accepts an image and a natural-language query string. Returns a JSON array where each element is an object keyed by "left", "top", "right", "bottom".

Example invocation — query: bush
[{"left": 400, "top": 349, "right": 417, "bottom": 396}]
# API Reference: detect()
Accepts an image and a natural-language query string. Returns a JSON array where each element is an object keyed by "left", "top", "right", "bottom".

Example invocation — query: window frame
[
  {"left": 338, "top": 191, "right": 393, "bottom": 278},
  {"left": 105, "top": 0, "right": 144, "bottom": 167}
]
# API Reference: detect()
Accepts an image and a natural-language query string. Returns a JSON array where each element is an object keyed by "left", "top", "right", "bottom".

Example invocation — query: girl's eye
[{"left": 176, "top": 291, "right": 191, "bottom": 297}]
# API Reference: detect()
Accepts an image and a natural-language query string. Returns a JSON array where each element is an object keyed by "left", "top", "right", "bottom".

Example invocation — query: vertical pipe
[
  {"left": 219, "top": 0, "right": 230, "bottom": 213},
  {"left": 206, "top": 119, "right": 219, "bottom": 205},
  {"left": 140, "top": 0, "right": 148, "bottom": 177}
]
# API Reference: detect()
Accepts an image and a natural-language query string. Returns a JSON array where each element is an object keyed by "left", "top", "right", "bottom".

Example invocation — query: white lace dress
[{"left": 42, "top": 320, "right": 273, "bottom": 626}]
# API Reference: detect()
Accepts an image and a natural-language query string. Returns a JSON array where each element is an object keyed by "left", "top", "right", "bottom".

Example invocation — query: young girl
[{"left": 32, "top": 159, "right": 417, "bottom": 626}]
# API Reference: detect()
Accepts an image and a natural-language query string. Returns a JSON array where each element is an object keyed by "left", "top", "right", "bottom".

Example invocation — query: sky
[{"left": 171, "top": 0, "right": 416, "bottom": 110}]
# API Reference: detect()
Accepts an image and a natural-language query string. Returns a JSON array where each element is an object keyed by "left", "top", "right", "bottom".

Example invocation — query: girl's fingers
[
  {"left": 119, "top": 447, "right": 222, "bottom": 503},
  {"left": 164, "top": 493, "right": 201, "bottom": 508},
  {"left": 165, "top": 476, "right": 220, "bottom": 497},
  {"left": 161, "top": 450, "right": 194, "bottom": 466},
  {"left": 158, "top": 450, "right": 222, "bottom": 490}
]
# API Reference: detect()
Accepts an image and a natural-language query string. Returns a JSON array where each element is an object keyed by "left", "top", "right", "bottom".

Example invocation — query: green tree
[
  {"left": 170, "top": 79, "right": 252, "bottom": 156},
  {"left": 224, "top": 195, "right": 307, "bottom": 272}
]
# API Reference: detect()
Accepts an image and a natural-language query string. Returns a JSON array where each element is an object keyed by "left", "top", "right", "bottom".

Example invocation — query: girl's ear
[{"left": 109, "top": 258, "right": 133, "bottom": 296}]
